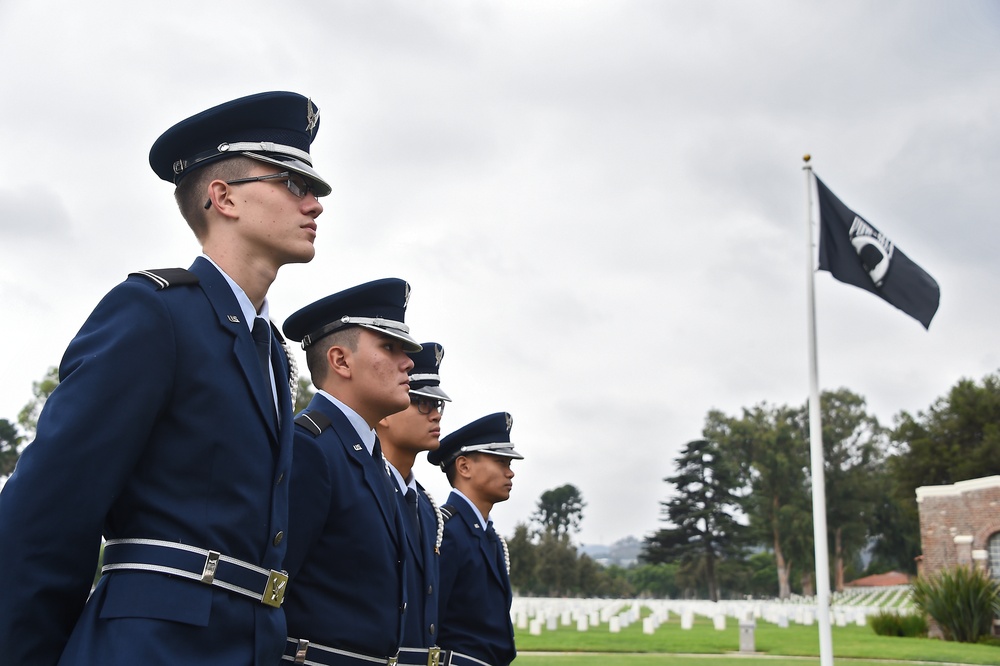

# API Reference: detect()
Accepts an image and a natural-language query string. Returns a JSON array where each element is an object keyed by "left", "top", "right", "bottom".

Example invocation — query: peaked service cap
[
  {"left": 149, "top": 91, "right": 331, "bottom": 196},
  {"left": 283, "top": 278, "right": 421, "bottom": 353},
  {"left": 407, "top": 343, "right": 451, "bottom": 402},
  {"left": 428, "top": 412, "right": 523, "bottom": 469}
]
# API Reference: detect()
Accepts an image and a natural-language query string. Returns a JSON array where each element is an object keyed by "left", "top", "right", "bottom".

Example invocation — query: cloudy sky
[{"left": 2, "top": 1, "right": 998, "bottom": 547}]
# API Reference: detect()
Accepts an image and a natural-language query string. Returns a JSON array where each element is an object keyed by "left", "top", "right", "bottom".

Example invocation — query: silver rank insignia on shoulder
[{"left": 227, "top": 315, "right": 240, "bottom": 323}]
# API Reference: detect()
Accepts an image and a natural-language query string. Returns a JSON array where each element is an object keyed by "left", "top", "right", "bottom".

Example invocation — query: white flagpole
[{"left": 803, "top": 154, "right": 833, "bottom": 666}]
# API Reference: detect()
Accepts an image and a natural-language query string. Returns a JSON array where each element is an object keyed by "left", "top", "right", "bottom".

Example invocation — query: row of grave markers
[{"left": 511, "top": 598, "right": 881, "bottom": 637}]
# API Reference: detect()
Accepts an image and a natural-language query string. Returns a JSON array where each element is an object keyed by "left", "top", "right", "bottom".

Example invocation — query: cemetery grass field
[{"left": 514, "top": 614, "right": 1000, "bottom": 665}]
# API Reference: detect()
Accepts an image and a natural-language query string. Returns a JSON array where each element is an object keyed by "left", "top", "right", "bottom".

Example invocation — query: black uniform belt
[
  {"left": 101, "top": 538, "right": 288, "bottom": 608},
  {"left": 282, "top": 638, "right": 399, "bottom": 666},
  {"left": 398, "top": 647, "right": 491, "bottom": 666},
  {"left": 282, "top": 641, "right": 493, "bottom": 666}
]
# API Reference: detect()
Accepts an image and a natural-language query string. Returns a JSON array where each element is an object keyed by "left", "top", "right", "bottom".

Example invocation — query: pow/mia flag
[{"left": 815, "top": 176, "right": 940, "bottom": 329}]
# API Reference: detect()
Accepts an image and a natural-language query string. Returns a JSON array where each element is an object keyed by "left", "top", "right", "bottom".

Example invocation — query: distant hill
[{"left": 579, "top": 535, "right": 641, "bottom": 567}]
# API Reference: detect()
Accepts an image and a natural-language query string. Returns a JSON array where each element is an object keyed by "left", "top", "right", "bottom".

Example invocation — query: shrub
[
  {"left": 869, "top": 609, "right": 928, "bottom": 637},
  {"left": 910, "top": 565, "right": 1000, "bottom": 643}
]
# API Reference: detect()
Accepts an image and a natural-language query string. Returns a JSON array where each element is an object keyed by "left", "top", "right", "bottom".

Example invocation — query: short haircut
[
  {"left": 173, "top": 156, "right": 258, "bottom": 240},
  {"left": 305, "top": 326, "right": 361, "bottom": 385},
  {"left": 445, "top": 451, "right": 482, "bottom": 487}
]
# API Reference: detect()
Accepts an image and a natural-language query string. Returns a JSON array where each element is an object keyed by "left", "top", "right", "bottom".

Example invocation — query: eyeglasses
[
  {"left": 203, "top": 171, "right": 314, "bottom": 209},
  {"left": 411, "top": 396, "right": 445, "bottom": 415}
]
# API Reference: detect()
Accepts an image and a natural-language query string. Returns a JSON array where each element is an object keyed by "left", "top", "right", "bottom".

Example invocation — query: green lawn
[
  {"left": 516, "top": 656, "right": 957, "bottom": 666},
  {"left": 514, "top": 613, "right": 999, "bottom": 665}
]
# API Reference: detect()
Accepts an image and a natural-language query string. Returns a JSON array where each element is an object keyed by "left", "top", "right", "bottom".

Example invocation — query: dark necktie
[
  {"left": 405, "top": 488, "right": 421, "bottom": 540},
  {"left": 251, "top": 317, "right": 272, "bottom": 385},
  {"left": 486, "top": 523, "right": 500, "bottom": 565}
]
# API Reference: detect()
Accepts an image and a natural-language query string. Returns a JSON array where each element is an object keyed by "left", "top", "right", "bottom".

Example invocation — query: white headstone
[
  {"left": 529, "top": 619, "right": 542, "bottom": 636},
  {"left": 643, "top": 616, "right": 655, "bottom": 635},
  {"left": 713, "top": 614, "right": 726, "bottom": 631},
  {"left": 576, "top": 616, "right": 589, "bottom": 632},
  {"left": 681, "top": 610, "right": 694, "bottom": 630},
  {"left": 609, "top": 617, "right": 621, "bottom": 633}
]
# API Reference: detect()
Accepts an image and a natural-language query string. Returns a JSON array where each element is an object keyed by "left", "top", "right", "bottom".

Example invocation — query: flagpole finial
[{"left": 803, "top": 153, "right": 811, "bottom": 163}]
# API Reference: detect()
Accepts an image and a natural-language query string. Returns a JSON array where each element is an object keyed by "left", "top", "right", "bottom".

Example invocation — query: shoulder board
[
  {"left": 294, "top": 410, "right": 332, "bottom": 437},
  {"left": 439, "top": 504, "right": 457, "bottom": 522},
  {"left": 130, "top": 268, "right": 199, "bottom": 290}
]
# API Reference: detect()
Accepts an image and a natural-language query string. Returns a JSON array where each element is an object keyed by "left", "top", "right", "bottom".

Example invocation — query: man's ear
[
  {"left": 327, "top": 344, "right": 352, "bottom": 379},
  {"left": 454, "top": 454, "right": 474, "bottom": 480},
  {"left": 205, "top": 180, "right": 240, "bottom": 219}
]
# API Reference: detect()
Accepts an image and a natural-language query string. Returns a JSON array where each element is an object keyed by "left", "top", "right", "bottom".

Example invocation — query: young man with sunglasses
[
  {"left": 376, "top": 343, "right": 451, "bottom": 657},
  {"left": 0, "top": 91, "right": 329, "bottom": 666},
  {"left": 280, "top": 278, "right": 421, "bottom": 666}
]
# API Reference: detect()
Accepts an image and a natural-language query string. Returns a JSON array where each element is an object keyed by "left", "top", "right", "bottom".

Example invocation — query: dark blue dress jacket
[
  {"left": 0, "top": 257, "right": 294, "bottom": 665},
  {"left": 437, "top": 492, "right": 516, "bottom": 666},
  {"left": 398, "top": 481, "right": 441, "bottom": 648},
  {"left": 284, "top": 395, "right": 407, "bottom": 658}
]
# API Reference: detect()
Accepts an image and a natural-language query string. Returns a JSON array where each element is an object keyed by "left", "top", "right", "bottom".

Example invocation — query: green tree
[
  {"left": 890, "top": 370, "right": 1000, "bottom": 496},
  {"left": 17, "top": 366, "right": 59, "bottom": 442},
  {"left": 531, "top": 483, "right": 585, "bottom": 538},
  {"left": 533, "top": 531, "right": 579, "bottom": 596},
  {"left": 294, "top": 376, "right": 315, "bottom": 413},
  {"left": 806, "top": 388, "right": 887, "bottom": 591},
  {"left": 643, "top": 438, "right": 746, "bottom": 601},
  {"left": 707, "top": 404, "right": 810, "bottom": 599},
  {"left": 0, "top": 419, "right": 23, "bottom": 478},
  {"left": 627, "top": 562, "right": 680, "bottom": 598},
  {"left": 866, "top": 488, "right": 920, "bottom": 574},
  {"left": 576, "top": 554, "right": 603, "bottom": 596},
  {"left": 595, "top": 564, "right": 635, "bottom": 598},
  {"left": 505, "top": 522, "right": 538, "bottom": 594}
]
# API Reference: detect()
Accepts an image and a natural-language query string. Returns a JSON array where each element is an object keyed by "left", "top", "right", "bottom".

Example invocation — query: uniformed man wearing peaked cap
[
  {"left": 376, "top": 343, "right": 451, "bottom": 658},
  {"left": 429, "top": 413, "right": 523, "bottom": 666},
  {"left": 281, "top": 278, "right": 420, "bottom": 665},
  {"left": 0, "top": 91, "right": 328, "bottom": 666}
]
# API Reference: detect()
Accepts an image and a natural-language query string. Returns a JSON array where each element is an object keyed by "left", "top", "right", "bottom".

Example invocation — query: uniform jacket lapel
[
  {"left": 449, "top": 493, "right": 506, "bottom": 588},
  {"left": 189, "top": 257, "right": 278, "bottom": 441},
  {"left": 318, "top": 400, "right": 403, "bottom": 549}
]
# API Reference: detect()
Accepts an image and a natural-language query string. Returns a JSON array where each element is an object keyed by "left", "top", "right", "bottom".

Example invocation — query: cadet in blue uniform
[
  {"left": 281, "top": 278, "right": 420, "bottom": 665},
  {"left": 377, "top": 343, "right": 450, "bottom": 657},
  {"left": 428, "top": 412, "right": 524, "bottom": 666},
  {"left": 0, "top": 92, "right": 330, "bottom": 665}
]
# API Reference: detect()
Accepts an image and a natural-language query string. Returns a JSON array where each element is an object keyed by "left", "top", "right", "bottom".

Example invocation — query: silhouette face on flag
[{"left": 815, "top": 176, "right": 940, "bottom": 329}]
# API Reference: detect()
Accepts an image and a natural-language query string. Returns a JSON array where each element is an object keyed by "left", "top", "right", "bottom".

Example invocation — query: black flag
[{"left": 815, "top": 176, "right": 940, "bottom": 329}]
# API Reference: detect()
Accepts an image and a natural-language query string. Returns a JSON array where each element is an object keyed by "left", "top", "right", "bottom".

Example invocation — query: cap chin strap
[
  {"left": 409, "top": 373, "right": 441, "bottom": 382},
  {"left": 459, "top": 443, "right": 512, "bottom": 455},
  {"left": 172, "top": 141, "right": 314, "bottom": 176},
  {"left": 439, "top": 442, "right": 512, "bottom": 468},
  {"left": 222, "top": 141, "right": 313, "bottom": 163},
  {"left": 301, "top": 315, "right": 411, "bottom": 349}
]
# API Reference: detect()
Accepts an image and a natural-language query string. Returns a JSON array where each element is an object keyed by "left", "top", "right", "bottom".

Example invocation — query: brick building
[{"left": 915, "top": 475, "right": 1000, "bottom": 578}]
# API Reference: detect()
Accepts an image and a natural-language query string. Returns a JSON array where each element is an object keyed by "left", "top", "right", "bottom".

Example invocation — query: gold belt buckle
[
  {"left": 386, "top": 654, "right": 399, "bottom": 666},
  {"left": 427, "top": 647, "right": 442, "bottom": 666},
  {"left": 263, "top": 569, "right": 289, "bottom": 607}
]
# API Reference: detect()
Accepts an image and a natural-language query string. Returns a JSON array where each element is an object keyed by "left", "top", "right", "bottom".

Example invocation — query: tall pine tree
[{"left": 643, "top": 438, "right": 746, "bottom": 601}]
